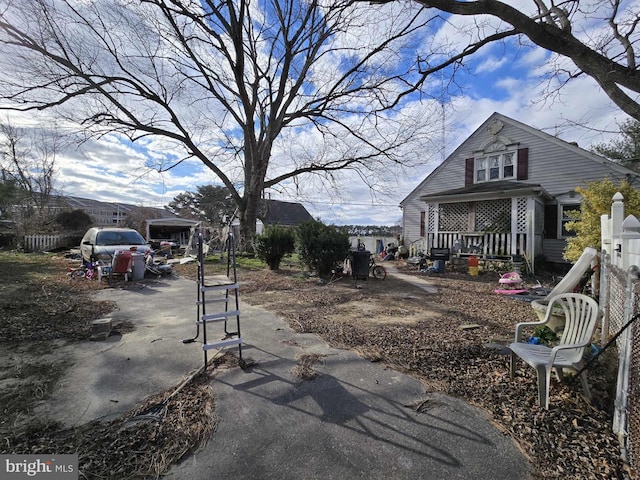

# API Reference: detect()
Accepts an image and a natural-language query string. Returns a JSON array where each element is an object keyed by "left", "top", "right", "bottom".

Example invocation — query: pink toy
[
  {"left": 494, "top": 288, "right": 529, "bottom": 295},
  {"left": 498, "top": 271, "right": 522, "bottom": 286}
]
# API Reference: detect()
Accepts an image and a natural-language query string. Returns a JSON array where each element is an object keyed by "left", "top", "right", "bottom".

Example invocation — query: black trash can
[{"left": 351, "top": 250, "right": 370, "bottom": 280}]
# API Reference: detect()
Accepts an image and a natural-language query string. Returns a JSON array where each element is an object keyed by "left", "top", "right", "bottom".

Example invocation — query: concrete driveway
[{"left": 38, "top": 274, "right": 530, "bottom": 479}]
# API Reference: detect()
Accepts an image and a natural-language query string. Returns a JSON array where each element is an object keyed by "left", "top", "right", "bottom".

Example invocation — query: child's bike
[{"left": 369, "top": 256, "right": 387, "bottom": 280}]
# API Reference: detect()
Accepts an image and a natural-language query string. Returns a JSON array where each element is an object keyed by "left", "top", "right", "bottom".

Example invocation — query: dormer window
[{"left": 475, "top": 151, "right": 516, "bottom": 183}]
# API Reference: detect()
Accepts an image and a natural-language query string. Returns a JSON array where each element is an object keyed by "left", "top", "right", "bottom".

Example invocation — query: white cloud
[
  {"left": 518, "top": 46, "right": 549, "bottom": 68},
  {"left": 1, "top": 0, "right": 634, "bottom": 227},
  {"left": 475, "top": 56, "right": 508, "bottom": 74}
]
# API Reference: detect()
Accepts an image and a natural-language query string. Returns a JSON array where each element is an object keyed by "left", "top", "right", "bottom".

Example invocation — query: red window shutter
[
  {"left": 517, "top": 148, "right": 529, "bottom": 180},
  {"left": 465, "top": 158, "right": 474, "bottom": 186},
  {"left": 420, "top": 211, "right": 425, "bottom": 237}
]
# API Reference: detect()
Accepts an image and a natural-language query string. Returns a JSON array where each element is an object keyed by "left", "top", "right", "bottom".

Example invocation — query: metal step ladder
[{"left": 183, "top": 229, "right": 242, "bottom": 367}]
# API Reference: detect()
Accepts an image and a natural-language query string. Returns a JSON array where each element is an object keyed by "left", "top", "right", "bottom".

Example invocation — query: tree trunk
[
  {"left": 238, "top": 191, "right": 260, "bottom": 253},
  {"left": 237, "top": 143, "right": 269, "bottom": 252}
]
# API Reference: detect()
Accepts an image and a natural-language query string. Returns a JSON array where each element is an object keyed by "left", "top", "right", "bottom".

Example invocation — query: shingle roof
[{"left": 259, "top": 199, "right": 314, "bottom": 225}]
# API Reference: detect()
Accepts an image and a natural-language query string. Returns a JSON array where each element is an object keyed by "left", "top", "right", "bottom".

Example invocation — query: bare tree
[
  {"left": 0, "top": 0, "right": 442, "bottom": 246},
  {"left": 0, "top": 122, "right": 61, "bottom": 234},
  {"left": 377, "top": 0, "right": 640, "bottom": 120},
  {"left": 592, "top": 119, "right": 640, "bottom": 172}
]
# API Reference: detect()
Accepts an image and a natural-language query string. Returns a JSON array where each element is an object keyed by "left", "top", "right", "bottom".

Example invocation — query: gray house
[
  {"left": 257, "top": 198, "right": 314, "bottom": 229},
  {"left": 400, "top": 112, "right": 639, "bottom": 270},
  {"left": 230, "top": 198, "right": 314, "bottom": 237}
]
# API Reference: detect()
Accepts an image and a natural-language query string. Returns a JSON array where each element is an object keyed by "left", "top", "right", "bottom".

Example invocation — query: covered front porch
[{"left": 416, "top": 182, "right": 550, "bottom": 273}]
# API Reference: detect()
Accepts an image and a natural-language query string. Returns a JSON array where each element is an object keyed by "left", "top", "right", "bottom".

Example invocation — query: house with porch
[{"left": 400, "top": 112, "right": 639, "bottom": 272}]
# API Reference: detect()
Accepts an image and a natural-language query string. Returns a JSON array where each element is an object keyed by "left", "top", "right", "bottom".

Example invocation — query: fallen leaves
[
  {"left": 236, "top": 263, "right": 627, "bottom": 479},
  {"left": 0, "top": 254, "right": 629, "bottom": 479}
]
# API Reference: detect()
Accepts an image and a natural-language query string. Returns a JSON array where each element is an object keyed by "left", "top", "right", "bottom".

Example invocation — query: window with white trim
[
  {"left": 560, "top": 203, "right": 580, "bottom": 237},
  {"left": 475, "top": 151, "right": 516, "bottom": 183}
]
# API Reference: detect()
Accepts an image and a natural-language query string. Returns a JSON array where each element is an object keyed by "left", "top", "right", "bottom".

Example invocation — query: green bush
[
  {"left": 564, "top": 178, "right": 640, "bottom": 262},
  {"left": 297, "top": 220, "right": 351, "bottom": 278},
  {"left": 533, "top": 325, "right": 558, "bottom": 346},
  {"left": 253, "top": 225, "right": 296, "bottom": 270}
]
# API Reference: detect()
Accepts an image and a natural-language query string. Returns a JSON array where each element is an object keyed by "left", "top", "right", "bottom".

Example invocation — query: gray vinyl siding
[
  {"left": 526, "top": 139, "right": 629, "bottom": 196},
  {"left": 542, "top": 238, "right": 570, "bottom": 264},
  {"left": 401, "top": 190, "right": 425, "bottom": 247},
  {"left": 401, "top": 113, "right": 640, "bottom": 265}
]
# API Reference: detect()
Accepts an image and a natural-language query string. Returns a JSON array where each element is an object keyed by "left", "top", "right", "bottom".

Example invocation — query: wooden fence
[{"left": 22, "top": 234, "right": 78, "bottom": 253}]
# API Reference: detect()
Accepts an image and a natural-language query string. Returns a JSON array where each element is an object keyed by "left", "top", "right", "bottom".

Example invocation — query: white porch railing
[{"left": 427, "top": 232, "right": 527, "bottom": 258}]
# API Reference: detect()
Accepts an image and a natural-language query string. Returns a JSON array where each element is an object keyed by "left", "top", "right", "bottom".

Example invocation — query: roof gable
[
  {"left": 401, "top": 112, "right": 639, "bottom": 205},
  {"left": 259, "top": 199, "right": 314, "bottom": 225}
]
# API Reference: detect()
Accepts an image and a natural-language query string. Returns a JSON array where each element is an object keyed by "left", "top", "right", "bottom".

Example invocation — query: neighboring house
[
  {"left": 231, "top": 198, "right": 314, "bottom": 235},
  {"left": 257, "top": 198, "right": 315, "bottom": 231},
  {"left": 400, "top": 112, "right": 639, "bottom": 270}
]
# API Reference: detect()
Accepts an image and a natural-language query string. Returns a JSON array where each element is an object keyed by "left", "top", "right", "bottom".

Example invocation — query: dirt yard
[{"left": 0, "top": 252, "right": 629, "bottom": 479}]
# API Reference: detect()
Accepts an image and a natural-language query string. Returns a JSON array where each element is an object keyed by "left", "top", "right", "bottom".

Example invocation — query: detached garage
[{"left": 144, "top": 217, "right": 201, "bottom": 250}]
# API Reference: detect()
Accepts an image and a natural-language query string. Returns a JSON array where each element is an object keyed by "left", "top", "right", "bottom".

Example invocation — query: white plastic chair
[{"left": 509, "top": 293, "right": 600, "bottom": 409}]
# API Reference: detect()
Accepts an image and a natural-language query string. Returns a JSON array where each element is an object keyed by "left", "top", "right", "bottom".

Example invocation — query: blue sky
[{"left": 2, "top": 2, "right": 631, "bottom": 227}]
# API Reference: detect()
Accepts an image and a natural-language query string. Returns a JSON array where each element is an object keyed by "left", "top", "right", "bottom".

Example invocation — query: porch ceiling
[{"left": 420, "top": 180, "right": 551, "bottom": 204}]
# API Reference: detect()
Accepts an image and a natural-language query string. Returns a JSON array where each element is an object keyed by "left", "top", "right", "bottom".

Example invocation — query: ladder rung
[
  {"left": 197, "top": 297, "right": 229, "bottom": 305},
  {"left": 203, "top": 338, "right": 242, "bottom": 350},
  {"left": 200, "top": 310, "right": 240, "bottom": 323},
  {"left": 201, "top": 283, "right": 239, "bottom": 292}
]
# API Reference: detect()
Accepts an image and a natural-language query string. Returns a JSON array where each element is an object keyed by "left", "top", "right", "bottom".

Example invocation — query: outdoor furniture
[
  {"left": 509, "top": 293, "right": 600, "bottom": 409},
  {"left": 530, "top": 246, "right": 597, "bottom": 331},
  {"left": 109, "top": 250, "right": 132, "bottom": 284},
  {"left": 406, "top": 247, "right": 450, "bottom": 271}
]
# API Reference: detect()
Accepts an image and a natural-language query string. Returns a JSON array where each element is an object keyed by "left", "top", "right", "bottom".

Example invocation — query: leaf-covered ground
[
  {"left": 0, "top": 252, "right": 631, "bottom": 479},
  {"left": 232, "top": 262, "right": 628, "bottom": 480}
]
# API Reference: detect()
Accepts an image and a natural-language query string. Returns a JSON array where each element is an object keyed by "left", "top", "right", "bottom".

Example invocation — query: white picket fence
[
  {"left": 22, "top": 234, "right": 77, "bottom": 252},
  {"left": 601, "top": 192, "right": 640, "bottom": 271},
  {"left": 599, "top": 192, "right": 640, "bottom": 466}
]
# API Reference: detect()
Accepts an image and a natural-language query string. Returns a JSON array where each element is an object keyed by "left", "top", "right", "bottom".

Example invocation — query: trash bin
[
  {"left": 131, "top": 253, "right": 146, "bottom": 281},
  {"left": 433, "top": 259, "right": 445, "bottom": 273},
  {"left": 351, "top": 250, "right": 370, "bottom": 280}
]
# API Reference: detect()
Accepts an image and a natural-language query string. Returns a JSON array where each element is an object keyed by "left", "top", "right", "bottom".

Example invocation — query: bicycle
[
  {"left": 327, "top": 255, "right": 386, "bottom": 283},
  {"left": 66, "top": 262, "right": 98, "bottom": 280},
  {"left": 369, "top": 256, "right": 387, "bottom": 280}
]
